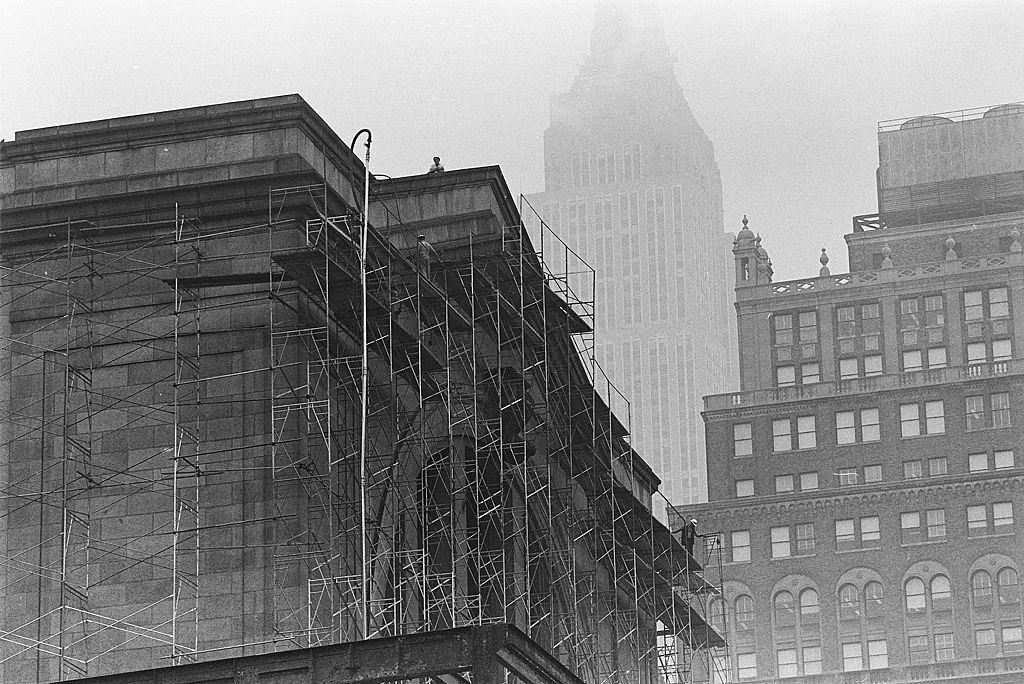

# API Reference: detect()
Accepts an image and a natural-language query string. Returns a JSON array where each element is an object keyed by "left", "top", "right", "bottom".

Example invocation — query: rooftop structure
[
  {"left": 673, "top": 103, "right": 1024, "bottom": 682},
  {"left": 0, "top": 96, "right": 722, "bottom": 683}
]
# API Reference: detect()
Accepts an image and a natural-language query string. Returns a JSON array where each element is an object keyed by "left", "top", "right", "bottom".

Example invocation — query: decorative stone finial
[
  {"left": 742, "top": 215, "right": 748, "bottom": 228},
  {"left": 735, "top": 215, "right": 755, "bottom": 243},
  {"left": 1010, "top": 226, "right": 1021, "bottom": 253},
  {"left": 945, "top": 236, "right": 957, "bottom": 261},
  {"left": 819, "top": 247, "right": 830, "bottom": 277},
  {"left": 881, "top": 244, "right": 893, "bottom": 269}
]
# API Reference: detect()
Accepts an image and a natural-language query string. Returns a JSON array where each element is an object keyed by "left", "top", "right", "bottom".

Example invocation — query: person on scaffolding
[
  {"left": 682, "top": 517, "right": 698, "bottom": 556},
  {"left": 416, "top": 234, "right": 441, "bottom": 277}
]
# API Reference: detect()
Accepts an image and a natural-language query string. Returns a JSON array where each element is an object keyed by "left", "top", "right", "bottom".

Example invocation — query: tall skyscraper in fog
[{"left": 529, "top": 2, "right": 737, "bottom": 505}]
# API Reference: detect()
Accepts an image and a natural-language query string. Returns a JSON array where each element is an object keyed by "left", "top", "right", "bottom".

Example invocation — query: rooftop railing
[
  {"left": 878, "top": 101, "right": 1024, "bottom": 133},
  {"left": 705, "top": 359, "right": 1024, "bottom": 412}
]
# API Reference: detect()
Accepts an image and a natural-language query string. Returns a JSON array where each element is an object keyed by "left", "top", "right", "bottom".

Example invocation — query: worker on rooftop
[{"left": 428, "top": 156, "right": 445, "bottom": 174}]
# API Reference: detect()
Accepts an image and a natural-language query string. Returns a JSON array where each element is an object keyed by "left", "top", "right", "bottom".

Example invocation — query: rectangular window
[
  {"left": 967, "top": 505, "right": 988, "bottom": 537},
  {"left": 925, "top": 295, "right": 945, "bottom": 326},
  {"left": 993, "top": 339, "right": 1013, "bottom": 361},
  {"left": 861, "top": 516, "right": 880, "bottom": 544},
  {"left": 838, "top": 467, "right": 858, "bottom": 486},
  {"left": 969, "top": 452, "right": 989, "bottom": 472},
  {"left": 909, "top": 635, "right": 931, "bottom": 664},
  {"left": 925, "top": 400, "right": 945, "bottom": 433},
  {"left": 929, "top": 457, "right": 948, "bottom": 476},
  {"left": 839, "top": 357, "right": 858, "bottom": 380},
  {"left": 867, "top": 639, "right": 888, "bottom": 669},
  {"left": 796, "top": 523, "right": 815, "bottom": 553},
  {"left": 975, "top": 627, "right": 996, "bottom": 657},
  {"left": 775, "top": 474, "right": 794, "bottom": 493},
  {"left": 966, "top": 396, "right": 985, "bottom": 431},
  {"left": 935, "top": 633, "right": 954, "bottom": 661},
  {"left": 837, "top": 306, "right": 856, "bottom": 337},
  {"left": 776, "top": 649, "right": 797, "bottom": 678},
  {"left": 968, "top": 342, "right": 986, "bottom": 365},
  {"left": 801, "top": 362, "right": 820, "bottom": 384},
  {"left": 864, "top": 464, "right": 883, "bottom": 483},
  {"left": 800, "top": 472, "right": 818, "bottom": 491},
  {"left": 731, "top": 530, "right": 751, "bottom": 563},
  {"left": 900, "top": 403, "right": 920, "bottom": 437},
  {"left": 774, "top": 314, "right": 793, "bottom": 345},
  {"left": 900, "top": 298, "right": 920, "bottom": 329},
  {"left": 836, "top": 519, "right": 855, "bottom": 550},
  {"left": 993, "top": 392, "right": 1011, "bottom": 428},
  {"left": 802, "top": 646, "right": 822, "bottom": 675},
  {"left": 965, "top": 290, "right": 984, "bottom": 321},
  {"left": 735, "top": 480, "right": 754, "bottom": 498},
  {"left": 903, "top": 349, "right": 923, "bottom": 372},
  {"left": 733, "top": 423, "right": 753, "bottom": 457},
  {"left": 862, "top": 302, "right": 881, "bottom": 332},
  {"left": 901, "top": 511, "right": 922, "bottom": 544},
  {"left": 776, "top": 365, "right": 795, "bottom": 387},
  {"left": 904, "top": 460, "right": 922, "bottom": 479},
  {"left": 737, "top": 652, "right": 757, "bottom": 679},
  {"left": 797, "top": 416, "right": 816, "bottom": 449},
  {"left": 928, "top": 346, "right": 947, "bottom": 369},
  {"left": 773, "top": 419, "right": 792, "bottom": 452},
  {"left": 771, "top": 526, "right": 791, "bottom": 559},
  {"left": 995, "top": 450, "right": 1015, "bottom": 469},
  {"left": 861, "top": 408, "right": 880, "bottom": 442},
  {"left": 994, "top": 502, "right": 1014, "bottom": 532},
  {"left": 990, "top": 287, "right": 1009, "bottom": 317},
  {"left": 798, "top": 311, "right": 818, "bottom": 343},
  {"left": 836, "top": 411, "right": 856, "bottom": 445},
  {"left": 927, "top": 509, "right": 946, "bottom": 538},
  {"left": 1003, "top": 626, "right": 1023, "bottom": 655},
  {"left": 842, "top": 642, "right": 863, "bottom": 672},
  {"left": 864, "top": 354, "right": 883, "bottom": 376}
]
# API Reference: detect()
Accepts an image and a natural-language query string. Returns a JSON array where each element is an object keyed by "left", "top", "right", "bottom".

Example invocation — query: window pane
[
  {"left": 861, "top": 408, "right": 880, "bottom": 441},
  {"left": 927, "top": 509, "right": 946, "bottom": 538},
  {"left": 928, "top": 346, "right": 947, "bottom": 369},
  {"left": 836, "top": 519, "right": 855, "bottom": 549},
  {"left": 925, "top": 295, "right": 945, "bottom": 326},
  {"left": 865, "top": 581, "right": 884, "bottom": 617},
  {"left": 967, "top": 342, "right": 986, "bottom": 364},
  {"left": 773, "top": 419, "right": 792, "bottom": 452},
  {"left": 997, "top": 568, "right": 1019, "bottom": 605},
  {"left": 732, "top": 530, "right": 751, "bottom": 563},
  {"left": 836, "top": 411, "right": 856, "bottom": 445},
  {"left": 800, "top": 472, "right": 818, "bottom": 490},
  {"left": 776, "top": 365, "right": 795, "bottom": 387},
  {"left": 838, "top": 467, "right": 858, "bottom": 486},
  {"left": 864, "top": 464, "right": 883, "bottom": 483},
  {"left": 995, "top": 450, "right": 1015, "bottom": 469},
  {"left": 736, "top": 480, "right": 754, "bottom": 498},
  {"left": 903, "top": 349, "right": 922, "bottom": 372},
  {"left": 839, "top": 584, "right": 859, "bottom": 620},
  {"left": 967, "top": 505, "right": 987, "bottom": 537},
  {"left": 737, "top": 651, "right": 757, "bottom": 678},
  {"left": 994, "top": 502, "right": 1014, "bottom": 531},
  {"left": 802, "top": 362, "right": 820, "bottom": 384},
  {"left": 796, "top": 523, "right": 815, "bottom": 552},
  {"left": 905, "top": 578, "right": 926, "bottom": 612},
  {"left": 900, "top": 403, "right": 920, "bottom": 437},
  {"left": 771, "top": 526, "right": 791, "bottom": 558},
  {"left": 990, "top": 287, "right": 1009, "bottom": 317},
  {"left": 992, "top": 392, "right": 1011, "bottom": 428},
  {"left": 864, "top": 355, "right": 882, "bottom": 376},
  {"left": 802, "top": 646, "right": 822, "bottom": 675},
  {"left": 842, "top": 642, "right": 863, "bottom": 671},
  {"left": 925, "top": 400, "right": 945, "bottom": 434},
  {"left": 904, "top": 460, "right": 922, "bottom": 479},
  {"left": 797, "top": 416, "right": 816, "bottom": 449},
  {"left": 929, "top": 457, "right": 947, "bottom": 476},
  {"left": 867, "top": 639, "right": 888, "bottom": 669},
  {"left": 862, "top": 516, "right": 880, "bottom": 543},
  {"left": 733, "top": 423, "right": 753, "bottom": 457},
  {"left": 775, "top": 474, "right": 794, "bottom": 493},
  {"left": 1002, "top": 626, "right": 1023, "bottom": 654},
  {"left": 969, "top": 452, "right": 989, "bottom": 472},
  {"left": 839, "top": 358, "right": 858, "bottom": 379},
  {"left": 965, "top": 290, "right": 984, "bottom": 320},
  {"left": 776, "top": 648, "right": 797, "bottom": 678},
  {"left": 993, "top": 339, "right": 1012, "bottom": 361},
  {"left": 799, "top": 311, "right": 818, "bottom": 342},
  {"left": 966, "top": 396, "right": 985, "bottom": 431}
]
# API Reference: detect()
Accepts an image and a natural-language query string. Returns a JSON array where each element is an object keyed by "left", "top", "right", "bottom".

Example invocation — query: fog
[{"left": 2, "top": 0, "right": 1022, "bottom": 279}]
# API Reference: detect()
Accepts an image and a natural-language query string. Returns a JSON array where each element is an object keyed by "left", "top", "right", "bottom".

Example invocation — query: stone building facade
[
  {"left": 528, "top": 2, "right": 737, "bottom": 506},
  {"left": 675, "top": 103, "right": 1024, "bottom": 682}
]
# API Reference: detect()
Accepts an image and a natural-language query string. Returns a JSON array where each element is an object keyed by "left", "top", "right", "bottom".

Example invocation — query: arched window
[
  {"left": 905, "top": 578, "right": 926, "bottom": 613},
  {"left": 735, "top": 595, "right": 755, "bottom": 631},
  {"left": 774, "top": 590, "right": 796, "bottom": 627},
  {"left": 839, "top": 584, "right": 860, "bottom": 620},
  {"left": 930, "top": 575, "right": 951, "bottom": 611},
  {"left": 972, "top": 570, "right": 994, "bottom": 606},
  {"left": 864, "top": 581, "right": 884, "bottom": 618},
  {"left": 799, "top": 588, "right": 820, "bottom": 624},
  {"left": 998, "top": 567, "right": 1020, "bottom": 604},
  {"left": 709, "top": 597, "right": 727, "bottom": 633}
]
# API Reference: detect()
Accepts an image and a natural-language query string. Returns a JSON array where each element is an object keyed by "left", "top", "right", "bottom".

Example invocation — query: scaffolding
[{"left": 0, "top": 176, "right": 723, "bottom": 684}]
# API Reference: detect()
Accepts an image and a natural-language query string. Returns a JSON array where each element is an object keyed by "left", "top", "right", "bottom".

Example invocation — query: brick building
[
  {"left": 0, "top": 96, "right": 721, "bottom": 683},
  {"left": 674, "top": 102, "right": 1024, "bottom": 682},
  {"left": 528, "top": 2, "right": 738, "bottom": 505}
]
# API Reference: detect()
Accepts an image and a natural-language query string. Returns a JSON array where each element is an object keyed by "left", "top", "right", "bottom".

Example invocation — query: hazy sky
[{"left": 2, "top": 0, "right": 1022, "bottom": 280}]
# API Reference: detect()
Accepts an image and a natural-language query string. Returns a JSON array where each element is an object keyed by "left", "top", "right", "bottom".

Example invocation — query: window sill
[
  {"left": 836, "top": 546, "right": 880, "bottom": 554},
  {"left": 770, "top": 552, "right": 817, "bottom": 561},
  {"left": 901, "top": 539, "right": 947, "bottom": 547},
  {"left": 900, "top": 433, "right": 946, "bottom": 440},
  {"left": 967, "top": 531, "right": 1016, "bottom": 540},
  {"left": 966, "top": 425, "right": 1013, "bottom": 433},
  {"left": 773, "top": 448, "right": 818, "bottom": 455},
  {"left": 836, "top": 440, "right": 882, "bottom": 448}
]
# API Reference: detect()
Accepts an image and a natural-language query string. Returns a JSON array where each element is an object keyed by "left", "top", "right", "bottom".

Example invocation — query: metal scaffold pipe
[{"left": 351, "top": 128, "right": 372, "bottom": 640}]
